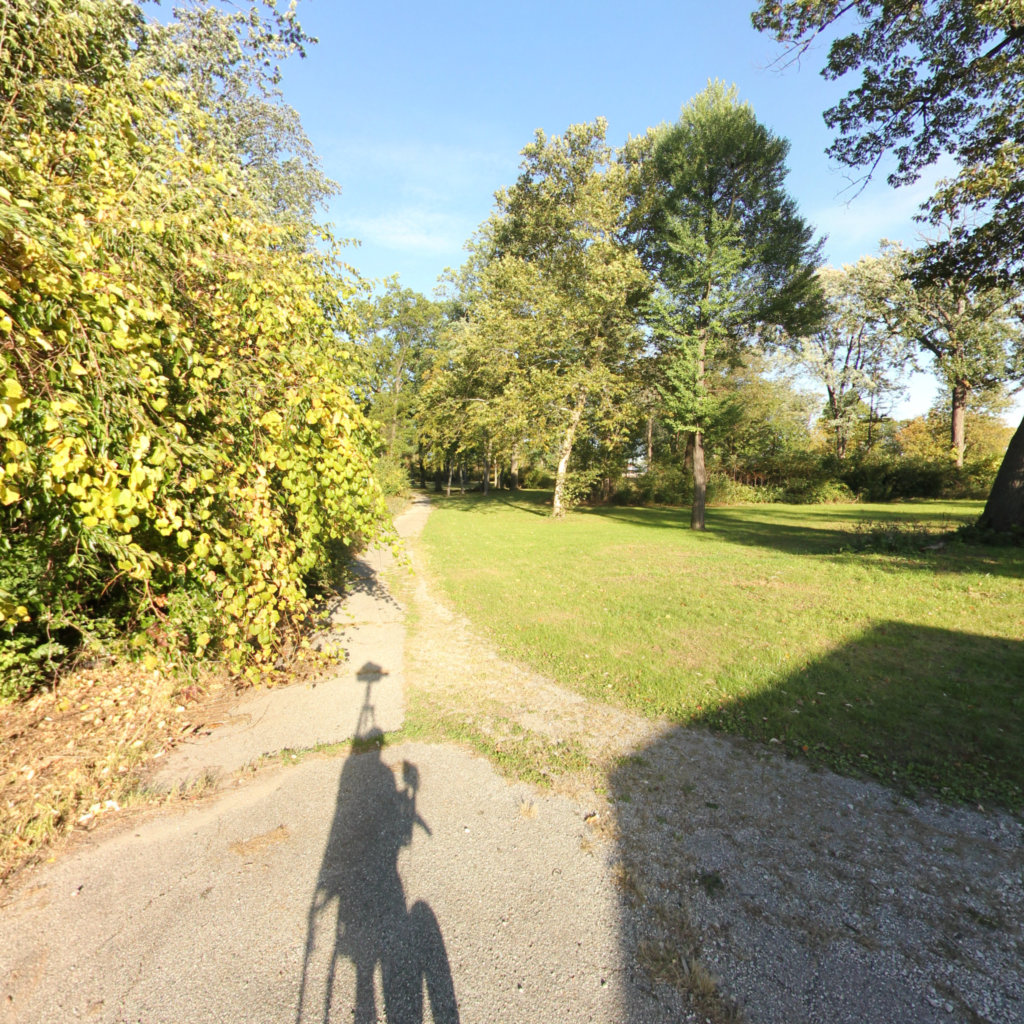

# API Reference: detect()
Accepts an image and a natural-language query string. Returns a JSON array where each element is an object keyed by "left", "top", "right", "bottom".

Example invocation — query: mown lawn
[{"left": 419, "top": 491, "right": 1024, "bottom": 811}]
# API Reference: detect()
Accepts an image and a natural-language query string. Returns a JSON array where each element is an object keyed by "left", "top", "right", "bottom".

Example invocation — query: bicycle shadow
[{"left": 296, "top": 665, "right": 459, "bottom": 1023}]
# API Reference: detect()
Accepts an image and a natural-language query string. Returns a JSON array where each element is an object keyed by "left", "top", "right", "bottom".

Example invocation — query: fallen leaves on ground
[{"left": 0, "top": 663, "right": 225, "bottom": 886}]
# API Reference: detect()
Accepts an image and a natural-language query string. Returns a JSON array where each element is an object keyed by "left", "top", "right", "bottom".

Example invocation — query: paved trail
[
  {"left": 1, "top": 497, "right": 1021, "bottom": 1024},
  {"left": 0, "top": 499, "right": 680, "bottom": 1024}
]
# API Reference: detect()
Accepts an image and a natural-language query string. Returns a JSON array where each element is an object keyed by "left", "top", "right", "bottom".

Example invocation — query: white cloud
[
  {"left": 343, "top": 207, "right": 470, "bottom": 255},
  {"left": 314, "top": 135, "right": 515, "bottom": 268}
]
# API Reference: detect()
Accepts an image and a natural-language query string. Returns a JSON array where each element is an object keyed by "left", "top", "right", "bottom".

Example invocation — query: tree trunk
[
  {"left": 978, "top": 413, "right": 1024, "bottom": 534},
  {"left": 493, "top": 461, "right": 500, "bottom": 490},
  {"left": 690, "top": 333, "right": 709, "bottom": 530},
  {"left": 458, "top": 462, "right": 465, "bottom": 494},
  {"left": 552, "top": 392, "right": 587, "bottom": 518},
  {"left": 951, "top": 380, "right": 968, "bottom": 468},
  {"left": 690, "top": 429, "right": 707, "bottom": 530},
  {"left": 826, "top": 386, "right": 846, "bottom": 460},
  {"left": 645, "top": 415, "right": 654, "bottom": 470},
  {"left": 683, "top": 431, "right": 695, "bottom": 472},
  {"left": 510, "top": 448, "right": 520, "bottom": 491},
  {"left": 445, "top": 459, "right": 453, "bottom": 497},
  {"left": 482, "top": 443, "right": 490, "bottom": 495},
  {"left": 835, "top": 426, "right": 847, "bottom": 461}
]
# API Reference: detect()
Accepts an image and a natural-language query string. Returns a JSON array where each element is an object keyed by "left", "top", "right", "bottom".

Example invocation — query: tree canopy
[
  {"left": 632, "top": 83, "right": 823, "bottom": 528},
  {"left": 753, "top": 0, "right": 1024, "bottom": 533},
  {"left": 752, "top": 0, "right": 1024, "bottom": 286},
  {"left": 798, "top": 258, "right": 910, "bottom": 461},
  {"left": 470, "top": 120, "right": 649, "bottom": 516},
  {"left": 876, "top": 242, "right": 1023, "bottom": 467}
]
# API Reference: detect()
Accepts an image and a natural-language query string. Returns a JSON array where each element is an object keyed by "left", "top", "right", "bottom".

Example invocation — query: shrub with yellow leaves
[{"left": 0, "top": 0, "right": 389, "bottom": 696}]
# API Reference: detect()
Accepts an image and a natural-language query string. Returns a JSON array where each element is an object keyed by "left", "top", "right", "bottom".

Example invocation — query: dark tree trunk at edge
[
  {"left": 978, "top": 413, "right": 1024, "bottom": 534},
  {"left": 510, "top": 448, "right": 520, "bottom": 491}
]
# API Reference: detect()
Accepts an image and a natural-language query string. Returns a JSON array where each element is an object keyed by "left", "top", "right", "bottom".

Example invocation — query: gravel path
[{"left": 1, "top": 496, "right": 1020, "bottom": 1024}]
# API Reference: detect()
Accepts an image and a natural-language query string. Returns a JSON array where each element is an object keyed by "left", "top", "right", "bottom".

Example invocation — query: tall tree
[
  {"left": 633, "top": 83, "right": 823, "bottom": 528},
  {"left": 751, "top": 0, "right": 1024, "bottom": 531},
  {"left": 416, "top": 319, "right": 497, "bottom": 494},
  {"left": 879, "top": 243, "right": 1022, "bottom": 467},
  {"left": 353, "top": 280, "right": 441, "bottom": 464},
  {"left": 139, "top": 0, "right": 336, "bottom": 233},
  {"left": 482, "top": 120, "right": 649, "bottom": 517},
  {"left": 799, "top": 258, "right": 910, "bottom": 460}
]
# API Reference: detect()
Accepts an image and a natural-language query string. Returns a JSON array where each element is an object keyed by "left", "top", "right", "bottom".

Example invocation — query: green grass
[
  {"left": 419, "top": 491, "right": 1024, "bottom": 811},
  {"left": 402, "top": 697, "right": 592, "bottom": 788}
]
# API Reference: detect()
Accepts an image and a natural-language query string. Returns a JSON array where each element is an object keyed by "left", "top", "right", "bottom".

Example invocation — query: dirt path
[{"left": 1, "top": 496, "right": 1020, "bottom": 1024}]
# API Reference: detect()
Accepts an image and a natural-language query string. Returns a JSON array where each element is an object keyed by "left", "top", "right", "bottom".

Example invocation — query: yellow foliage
[{"left": 0, "top": 0, "right": 390, "bottom": 685}]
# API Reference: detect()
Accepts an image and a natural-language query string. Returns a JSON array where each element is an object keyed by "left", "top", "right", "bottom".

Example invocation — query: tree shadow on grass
[
  {"left": 699, "top": 620, "right": 1024, "bottom": 808},
  {"left": 425, "top": 490, "right": 553, "bottom": 516},
  {"left": 588, "top": 504, "right": 1024, "bottom": 579},
  {"left": 611, "top": 621, "right": 1024, "bottom": 1023},
  {"left": 592, "top": 503, "right": 850, "bottom": 554}
]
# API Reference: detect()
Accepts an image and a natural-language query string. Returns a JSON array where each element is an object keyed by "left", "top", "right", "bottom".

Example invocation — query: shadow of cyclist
[{"left": 296, "top": 664, "right": 459, "bottom": 1024}]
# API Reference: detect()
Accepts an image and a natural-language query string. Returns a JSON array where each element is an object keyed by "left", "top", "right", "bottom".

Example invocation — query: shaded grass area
[{"left": 419, "top": 491, "right": 1024, "bottom": 811}]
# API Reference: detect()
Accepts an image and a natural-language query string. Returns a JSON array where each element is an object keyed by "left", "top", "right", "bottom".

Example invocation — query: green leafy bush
[
  {"left": 613, "top": 464, "right": 690, "bottom": 505},
  {"left": 840, "top": 454, "right": 999, "bottom": 502},
  {"left": 0, "top": 1, "right": 390, "bottom": 697},
  {"left": 781, "top": 478, "right": 858, "bottom": 504},
  {"left": 706, "top": 474, "right": 785, "bottom": 505},
  {"left": 521, "top": 466, "right": 555, "bottom": 489},
  {"left": 373, "top": 454, "right": 412, "bottom": 497}
]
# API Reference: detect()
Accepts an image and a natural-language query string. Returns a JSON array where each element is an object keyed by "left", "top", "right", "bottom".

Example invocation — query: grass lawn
[{"left": 418, "top": 491, "right": 1024, "bottom": 811}]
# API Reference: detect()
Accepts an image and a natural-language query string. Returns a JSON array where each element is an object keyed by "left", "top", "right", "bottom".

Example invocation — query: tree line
[{"left": 355, "top": 77, "right": 1022, "bottom": 531}]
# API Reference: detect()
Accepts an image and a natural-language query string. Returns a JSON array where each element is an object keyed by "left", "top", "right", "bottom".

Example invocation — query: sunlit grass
[{"left": 419, "top": 491, "right": 1024, "bottom": 810}]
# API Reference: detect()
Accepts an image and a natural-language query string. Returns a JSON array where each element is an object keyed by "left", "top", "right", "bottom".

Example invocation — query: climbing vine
[{"left": 0, "top": 1, "right": 389, "bottom": 694}]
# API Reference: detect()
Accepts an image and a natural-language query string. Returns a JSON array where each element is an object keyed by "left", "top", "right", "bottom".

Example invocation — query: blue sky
[
  {"left": 282, "top": 0, "right": 927, "bottom": 292},
  {"left": 158, "top": 1, "right": 1016, "bottom": 419}
]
